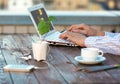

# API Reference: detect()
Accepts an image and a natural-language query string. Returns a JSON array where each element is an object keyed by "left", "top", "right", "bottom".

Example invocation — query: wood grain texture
[
  {"left": 49, "top": 46, "right": 92, "bottom": 84},
  {"left": 15, "top": 34, "right": 67, "bottom": 84},
  {"left": 0, "top": 34, "right": 120, "bottom": 84},
  {"left": 1, "top": 35, "right": 39, "bottom": 84},
  {"left": 0, "top": 53, "right": 13, "bottom": 83},
  {"left": 51, "top": 46, "right": 118, "bottom": 84}
]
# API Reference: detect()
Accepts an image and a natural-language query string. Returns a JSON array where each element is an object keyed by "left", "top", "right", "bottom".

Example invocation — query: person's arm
[{"left": 85, "top": 32, "right": 120, "bottom": 55}]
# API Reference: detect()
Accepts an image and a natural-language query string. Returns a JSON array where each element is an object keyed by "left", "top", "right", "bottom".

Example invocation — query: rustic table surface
[{"left": 0, "top": 34, "right": 120, "bottom": 84}]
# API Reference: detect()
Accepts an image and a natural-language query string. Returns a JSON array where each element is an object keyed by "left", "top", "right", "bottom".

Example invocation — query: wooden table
[{"left": 0, "top": 34, "right": 120, "bottom": 84}]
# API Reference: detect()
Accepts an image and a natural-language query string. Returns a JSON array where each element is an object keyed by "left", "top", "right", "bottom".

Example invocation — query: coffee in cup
[{"left": 81, "top": 48, "right": 103, "bottom": 61}]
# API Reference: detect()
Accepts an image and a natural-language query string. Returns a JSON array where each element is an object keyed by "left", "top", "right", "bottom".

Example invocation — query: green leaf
[
  {"left": 38, "top": 20, "right": 48, "bottom": 35},
  {"left": 37, "top": 16, "right": 56, "bottom": 35}
]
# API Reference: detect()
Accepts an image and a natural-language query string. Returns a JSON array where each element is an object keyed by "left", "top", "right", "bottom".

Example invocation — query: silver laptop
[{"left": 28, "top": 3, "right": 77, "bottom": 46}]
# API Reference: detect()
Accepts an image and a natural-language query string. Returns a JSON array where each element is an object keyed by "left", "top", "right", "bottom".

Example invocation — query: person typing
[{"left": 59, "top": 23, "right": 120, "bottom": 55}]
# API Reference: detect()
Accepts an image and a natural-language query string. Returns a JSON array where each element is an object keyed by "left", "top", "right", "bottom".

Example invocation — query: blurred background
[
  {"left": 0, "top": 0, "right": 120, "bottom": 34},
  {"left": 0, "top": 0, "right": 120, "bottom": 11}
]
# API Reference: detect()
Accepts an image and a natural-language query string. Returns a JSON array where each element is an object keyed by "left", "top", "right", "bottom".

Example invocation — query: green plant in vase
[{"left": 37, "top": 16, "right": 56, "bottom": 35}]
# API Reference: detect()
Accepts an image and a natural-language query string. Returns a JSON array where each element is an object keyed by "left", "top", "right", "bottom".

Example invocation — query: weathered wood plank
[
  {"left": 105, "top": 54, "right": 120, "bottom": 83},
  {"left": 49, "top": 46, "right": 92, "bottom": 84},
  {"left": 0, "top": 34, "right": 120, "bottom": 84},
  {"left": 54, "top": 46, "right": 118, "bottom": 84},
  {"left": 14, "top": 34, "right": 67, "bottom": 84},
  {"left": 0, "top": 41, "right": 13, "bottom": 84},
  {"left": 0, "top": 35, "right": 13, "bottom": 84},
  {"left": 1, "top": 35, "right": 39, "bottom": 84},
  {"left": 30, "top": 34, "right": 119, "bottom": 83}
]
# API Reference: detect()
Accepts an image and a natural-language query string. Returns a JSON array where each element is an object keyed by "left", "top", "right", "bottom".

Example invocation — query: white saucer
[{"left": 74, "top": 56, "right": 106, "bottom": 65}]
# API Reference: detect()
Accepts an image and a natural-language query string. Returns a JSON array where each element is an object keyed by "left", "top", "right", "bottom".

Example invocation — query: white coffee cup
[
  {"left": 32, "top": 41, "right": 49, "bottom": 61},
  {"left": 81, "top": 48, "right": 103, "bottom": 61}
]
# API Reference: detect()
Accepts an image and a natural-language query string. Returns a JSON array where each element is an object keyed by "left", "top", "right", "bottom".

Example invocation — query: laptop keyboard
[{"left": 44, "top": 31, "right": 70, "bottom": 43}]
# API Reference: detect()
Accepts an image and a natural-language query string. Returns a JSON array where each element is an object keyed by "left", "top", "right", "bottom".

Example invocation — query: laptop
[{"left": 28, "top": 3, "right": 77, "bottom": 46}]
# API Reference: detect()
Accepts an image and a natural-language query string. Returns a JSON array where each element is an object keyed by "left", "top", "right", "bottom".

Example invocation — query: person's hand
[
  {"left": 67, "top": 23, "right": 105, "bottom": 36},
  {"left": 60, "top": 31, "right": 86, "bottom": 47}
]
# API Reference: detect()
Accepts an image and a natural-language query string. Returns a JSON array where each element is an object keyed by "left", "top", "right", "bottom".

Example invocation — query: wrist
[{"left": 77, "top": 37, "right": 86, "bottom": 47}]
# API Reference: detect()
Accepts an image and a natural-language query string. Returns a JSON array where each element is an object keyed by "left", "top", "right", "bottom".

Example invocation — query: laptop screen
[{"left": 31, "top": 8, "right": 54, "bottom": 35}]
